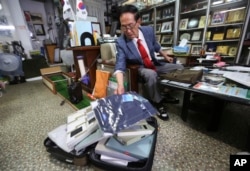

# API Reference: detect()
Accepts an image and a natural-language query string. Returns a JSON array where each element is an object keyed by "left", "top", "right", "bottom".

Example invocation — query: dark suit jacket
[{"left": 115, "top": 26, "right": 162, "bottom": 72}]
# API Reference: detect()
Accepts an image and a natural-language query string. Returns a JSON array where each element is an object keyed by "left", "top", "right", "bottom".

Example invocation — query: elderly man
[{"left": 113, "top": 5, "right": 184, "bottom": 120}]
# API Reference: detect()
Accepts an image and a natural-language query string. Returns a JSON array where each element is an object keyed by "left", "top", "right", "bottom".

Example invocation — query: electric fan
[{"left": 0, "top": 53, "right": 25, "bottom": 83}]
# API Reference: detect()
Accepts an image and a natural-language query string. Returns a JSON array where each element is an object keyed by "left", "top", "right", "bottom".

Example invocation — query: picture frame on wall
[
  {"left": 179, "top": 18, "right": 188, "bottom": 30},
  {"left": 91, "top": 22, "right": 102, "bottom": 36},
  {"left": 142, "top": 13, "right": 150, "bottom": 22},
  {"left": 30, "top": 13, "right": 43, "bottom": 24},
  {"left": 161, "top": 35, "right": 173, "bottom": 44},
  {"left": 33, "top": 24, "right": 45, "bottom": 36},
  {"left": 161, "top": 21, "right": 173, "bottom": 32},
  {"left": 211, "top": 11, "right": 227, "bottom": 25}
]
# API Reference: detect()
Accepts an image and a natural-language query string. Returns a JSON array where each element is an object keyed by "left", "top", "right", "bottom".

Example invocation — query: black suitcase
[
  {"left": 43, "top": 137, "right": 96, "bottom": 166},
  {"left": 88, "top": 116, "right": 158, "bottom": 171},
  {"left": 44, "top": 117, "right": 158, "bottom": 169},
  {"left": 68, "top": 81, "right": 83, "bottom": 104}
]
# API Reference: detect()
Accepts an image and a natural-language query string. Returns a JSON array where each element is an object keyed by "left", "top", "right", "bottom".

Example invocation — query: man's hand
[
  {"left": 165, "top": 56, "right": 173, "bottom": 63},
  {"left": 114, "top": 85, "right": 125, "bottom": 95},
  {"left": 159, "top": 49, "right": 174, "bottom": 63}
]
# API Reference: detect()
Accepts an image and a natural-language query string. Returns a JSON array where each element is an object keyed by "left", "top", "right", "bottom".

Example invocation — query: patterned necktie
[{"left": 137, "top": 39, "right": 156, "bottom": 70}]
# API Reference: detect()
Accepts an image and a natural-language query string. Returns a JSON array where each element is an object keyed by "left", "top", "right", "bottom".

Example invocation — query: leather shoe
[
  {"left": 156, "top": 106, "right": 169, "bottom": 121},
  {"left": 161, "top": 94, "right": 179, "bottom": 104}
]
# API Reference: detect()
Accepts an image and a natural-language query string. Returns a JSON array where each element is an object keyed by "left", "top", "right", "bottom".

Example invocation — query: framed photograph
[
  {"left": 211, "top": 11, "right": 227, "bottom": 25},
  {"left": 191, "top": 31, "right": 202, "bottom": 41},
  {"left": 228, "top": 47, "right": 237, "bottom": 56},
  {"left": 156, "top": 23, "right": 161, "bottom": 33},
  {"left": 161, "top": 35, "right": 173, "bottom": 44},
  {"left": 216, "top": 46, "right": 229, "bottom": 55},
  {"left": 91, "top": 22, "right": 102, "bottom": 36},
  {"left": 212, "top": 33, "right": 224, "bottom": 40},
  {"left": 162, "top": 7, "right": 174, "bottom": 18},
  {"left": 179, "top": 18, "right": 189, "bottom": 30},
  {"left": 30, "top": 13, "right": 43, "bottom": 24},
  {"left": 191, "top": 45, "right": 203, "bottom": 55},
  {"left": 226, "top": 8, "right": 245, "bottom": 23},
  {"left": 206, "top": 31, "right": 212, "bottom": 40},
  {"left": 161, "top": 21, "right": 173, "bottom": 32},
  {"left": 156, "top": 34, "right": 161, "bottom": 42},
  {"left": 142, "top": 13, "right": 150, "bottom": 22},
  {"left": 198, "top": 16, "right": 206, "bottom": 28},
  {"left": 156, "top": 10, "right": 162, "bottom": 20},
  {"left": 226, "top": 28, "right": 241, "bottom": 39},
  {"left": 33, "top": 24, "right": 45, "bottom": 36}
]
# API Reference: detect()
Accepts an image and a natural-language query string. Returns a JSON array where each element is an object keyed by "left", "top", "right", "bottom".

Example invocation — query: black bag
[
  {"left": 68, "top": 81, "right": 83, "bottom": 104},
  {"left": 160, "top": 68, "right": 203, "bottom": 84}
]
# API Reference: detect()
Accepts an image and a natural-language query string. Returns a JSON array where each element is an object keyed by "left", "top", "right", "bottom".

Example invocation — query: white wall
[
  {"left": 7, "top": 0, "right": 33, "bottom": 58},
  {"left": 0, "top": 0, "right": 18, "bottom": 42}
]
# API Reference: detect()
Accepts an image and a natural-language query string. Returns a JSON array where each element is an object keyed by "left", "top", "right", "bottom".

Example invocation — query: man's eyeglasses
[{"left": 120, "top": 23, "right": 137, "bottom": 31}]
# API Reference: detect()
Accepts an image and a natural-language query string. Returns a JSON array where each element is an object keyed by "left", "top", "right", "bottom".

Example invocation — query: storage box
[{"left": 40, "top": 66, "right": 72, "bottom": 94}]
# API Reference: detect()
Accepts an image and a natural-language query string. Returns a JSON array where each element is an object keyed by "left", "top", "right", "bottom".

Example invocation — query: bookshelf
[{"left": 139, "top": 0, "right": 250, "bottom": 66}]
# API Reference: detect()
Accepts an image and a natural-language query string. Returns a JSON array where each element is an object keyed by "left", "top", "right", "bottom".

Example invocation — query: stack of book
[
  {"left": 48, "top": 106, "right": 104, "bottom": 155},
  {"left": 94, "top": 120, "right": 155, "bottom": 166}
]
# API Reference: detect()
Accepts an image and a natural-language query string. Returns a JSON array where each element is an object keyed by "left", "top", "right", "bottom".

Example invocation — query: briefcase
[
  {"left": 88, "top": 117, "right": 158, "bottom": 171},
  {"left": 160, "top": 68, "right": 203, "bottom": 84}
]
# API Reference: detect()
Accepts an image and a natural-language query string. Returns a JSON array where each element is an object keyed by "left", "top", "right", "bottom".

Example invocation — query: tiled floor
[{"left": 0, "top": 80, "right": 249, "bottom": 171}]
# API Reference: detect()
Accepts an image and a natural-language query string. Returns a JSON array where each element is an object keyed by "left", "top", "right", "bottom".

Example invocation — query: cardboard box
[{"left": 40, "top": 66, "right": 72, "bottom": 94}]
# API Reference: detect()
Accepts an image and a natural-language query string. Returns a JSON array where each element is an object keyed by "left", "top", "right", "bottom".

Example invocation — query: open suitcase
[
  {"left": 88, "top": 116, "right": 158, "bottom": 171},
  {"left": 43, "top": 137, "right": 96, "bottom": 166},
  {"left": 44, "top": 116, "right": 158, "bottom": 170}
]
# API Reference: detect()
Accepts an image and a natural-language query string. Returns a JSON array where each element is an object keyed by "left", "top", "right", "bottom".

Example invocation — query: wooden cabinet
[{"left": 68, "top": 46, "right": 100, "bottom": 93}]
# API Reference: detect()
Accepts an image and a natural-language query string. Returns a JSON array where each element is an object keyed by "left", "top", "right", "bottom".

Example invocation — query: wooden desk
[{"left": 68, "top": 46, "right": 100, "bottom": 93}]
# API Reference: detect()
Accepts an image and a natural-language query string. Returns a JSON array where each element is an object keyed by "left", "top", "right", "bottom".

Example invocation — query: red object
[{"left": 137, "top": 39, "right": 156, "bottom": 70}]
